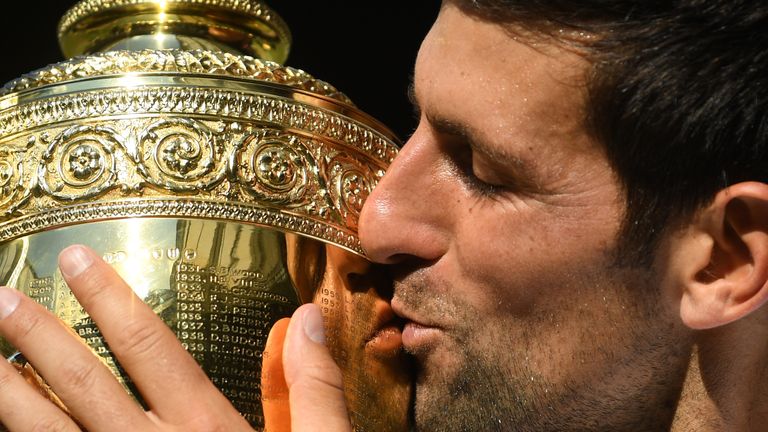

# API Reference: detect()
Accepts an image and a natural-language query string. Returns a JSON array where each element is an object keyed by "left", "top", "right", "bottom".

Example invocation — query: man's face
[{"left": 359, "top": 3, "right": 693, "bottom": 431}]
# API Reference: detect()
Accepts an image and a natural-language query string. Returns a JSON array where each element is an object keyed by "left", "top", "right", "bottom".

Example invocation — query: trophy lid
[{"left": 58, "top": 0, "right": 291, "bottom": 62}]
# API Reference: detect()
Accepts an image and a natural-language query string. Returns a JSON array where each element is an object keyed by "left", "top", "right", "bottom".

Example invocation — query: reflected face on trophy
[
  {"left": 285, "top": 234, "right": 412, "bottom": 431},
  {"left": 0, "top": 225, "right": 411, "bottom": 431},
  {"left": 315, "top": 246, "right": 412, "bottom": 431}
]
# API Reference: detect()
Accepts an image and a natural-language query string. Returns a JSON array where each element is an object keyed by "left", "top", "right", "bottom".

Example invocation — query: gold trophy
[{"left": 0, "top": 1, "right": 410, "bottom": 430}]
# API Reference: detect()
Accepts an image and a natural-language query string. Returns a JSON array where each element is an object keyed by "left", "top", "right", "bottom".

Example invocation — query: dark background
[{"left": 0, "top": 2, "right": 441, "bottom": 141}]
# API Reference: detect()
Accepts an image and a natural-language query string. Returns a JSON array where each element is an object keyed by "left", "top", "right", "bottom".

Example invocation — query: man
[
  {"left": 292, "top": 1, "right": 768, "bottom": 430},
  {"left": 362, "top": 0, "right": 768, "bottom": 428},
  {"left": 0, "top": 0, "right": 767, "bottom": 431}
]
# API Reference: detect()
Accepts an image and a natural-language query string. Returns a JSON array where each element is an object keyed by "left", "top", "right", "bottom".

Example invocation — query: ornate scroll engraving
[
  {"left": 0, "top": 147, "right": 30, "bottom": 212},
  {"left": 38, "top": 126, "right": 120, "bottom": 201},
  {"left": 328, "top": 153, "right": 376, "bottom": 231},
  {"left": 0, "top": 50, "right": 398, "bottom": 254},
  {"left": 0, "top": 86, "right": 393, "bottom": 164},
  {"left": 0, "top": 120, "right": 390, "bottom": 253},
  {"left": 238, "top": 130, "right": 320, "bottom": 209},
  {"left": 135, "top": 118, "right": 229, "bottom": 192}
]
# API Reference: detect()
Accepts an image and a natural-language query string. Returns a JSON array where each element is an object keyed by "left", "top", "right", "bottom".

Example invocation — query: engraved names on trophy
[
  {"left": 173, "top": 259, "right": 296, "bottom": 426},
  {"left": 0, "top": 218, "right": 303, "bottom": 428}
]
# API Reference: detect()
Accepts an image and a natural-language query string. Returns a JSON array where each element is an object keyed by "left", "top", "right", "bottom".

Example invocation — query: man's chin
[{"left": 346, "top": 350, "right": 414, "bottom": 432}]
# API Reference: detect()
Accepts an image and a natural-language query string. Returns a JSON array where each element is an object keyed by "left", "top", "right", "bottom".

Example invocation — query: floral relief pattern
[
  {"left": 160, "top": 136, "right": 199, "bottom": 176},
  {"left": 341, "top": 171, "right": 370, "bottom": 214},
  {"left": 68, "top": 144, "right": 104, "bottom": 181},
  {"left": 39, "top": 126, "right": 119, "bottom": 201},
  {"left": 0, "top": 152, "right": 29, "bottom": 212},
  {"left": 256, "top": 147, "right": 297, "bottom": 190},
  {"left": 135, "top": 118, "right": 227, "bottom": 192},
  {"left": 237, "top": 131, "right": 321, "bottom": 210}
]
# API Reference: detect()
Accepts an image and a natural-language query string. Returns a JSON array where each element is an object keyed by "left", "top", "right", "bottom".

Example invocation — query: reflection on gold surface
[
  {"left": 0, "top": 220, "right": 412, "bottom": 431},
  {"left": 287, "top": 234, "right": 413, "bottom": 431},
  {"left": 58, "top": 0, "right": 292, "bottom": 61}
]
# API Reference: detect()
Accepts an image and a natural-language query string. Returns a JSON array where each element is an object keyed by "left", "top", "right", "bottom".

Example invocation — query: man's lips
[
  {"left": 391, "top": 297, "right": 443, "bottom": 351},
  {"left": 401, "top": 322, "right": 442, "bottom": 350},
  {"left": 366, "top": 325, "right": 403, "bottom": 354}
]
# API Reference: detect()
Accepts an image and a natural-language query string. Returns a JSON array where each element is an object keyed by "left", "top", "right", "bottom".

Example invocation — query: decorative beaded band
[{"left": 0, "top": 50, "right": 348, "bottom": 103}]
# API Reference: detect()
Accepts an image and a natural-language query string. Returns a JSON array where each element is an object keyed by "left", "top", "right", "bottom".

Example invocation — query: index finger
[{"left": 57, "top": 245, "right": 247, "bottom": 426}]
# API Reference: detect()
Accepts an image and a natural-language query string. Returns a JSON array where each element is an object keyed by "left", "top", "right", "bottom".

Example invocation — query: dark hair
[{"left": 458, "top": 0, "right": 768, "bottom": 264}]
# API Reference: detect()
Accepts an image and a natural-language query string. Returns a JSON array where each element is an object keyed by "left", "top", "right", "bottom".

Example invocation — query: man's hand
[
  {"left": 0, "top": 245, "right": 254, "bottom": 431},
  {"left": 262, "top": 304, "right": 352, "bottom": 432}
]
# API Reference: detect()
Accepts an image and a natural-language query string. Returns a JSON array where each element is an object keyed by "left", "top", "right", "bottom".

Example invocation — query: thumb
[
  {"left": 283, "top": 304, "right": 351, "bottom": 432},
  {"left": 262, "top": 318, "right": 291, "bottom": 432}
]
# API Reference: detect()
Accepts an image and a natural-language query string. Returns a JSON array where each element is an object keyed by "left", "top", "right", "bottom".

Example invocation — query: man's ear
[{"left": 676, "top": 182, "right": 768, "bottom": 329}]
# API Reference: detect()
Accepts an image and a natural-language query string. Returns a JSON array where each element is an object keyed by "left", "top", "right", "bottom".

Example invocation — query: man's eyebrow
[
  {"left": 426, "top": 114, "right": 499, "bottom": 161},
  {"left": 409, "top": 75, "right": 535, "bottom": 183},
  {"left": 427, "top": 114, "right": 469, "bottom": 141},
  {"left": 426, "top": 112, "right": 541, "bottom": 188},
  {"left": 407, "top": 78, "right": 421, "bottom": 120}
]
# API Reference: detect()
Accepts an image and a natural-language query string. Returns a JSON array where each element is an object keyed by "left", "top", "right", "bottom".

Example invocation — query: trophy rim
[
  {"left": 0, "top": 199, "right": 365, "bottom": 255},
  {"left": 0, "top": 70, "right": 398, "bottom": 145},
  {"left": 0, "top": 50, "right": 351, "bottom": 104}
]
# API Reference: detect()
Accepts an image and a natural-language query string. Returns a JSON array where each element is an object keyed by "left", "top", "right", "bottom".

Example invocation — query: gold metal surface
[
  {"left": 0, "top": 219, "right": 302, "bottom": 426},
  {"left": 0, "top": 0, "right": 408, "bottom": 430},
  {"left": 0, "top": 49, "right": 398, "bottom": 254},
  {"left": 0, "top": 50, "right": 352, "bottom": 103}
]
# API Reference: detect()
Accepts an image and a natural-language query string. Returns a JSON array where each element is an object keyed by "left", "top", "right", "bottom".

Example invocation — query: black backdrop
[{"left": 0, "top": 2, "right": 441, "bottom": 141}]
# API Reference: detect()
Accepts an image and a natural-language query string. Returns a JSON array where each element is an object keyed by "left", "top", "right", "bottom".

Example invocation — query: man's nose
[{"left": 358, "top": 129, "right": 450, "bottom": 264}]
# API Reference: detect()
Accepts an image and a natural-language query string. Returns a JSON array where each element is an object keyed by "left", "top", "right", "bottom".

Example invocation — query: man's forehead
[{"left": 413, "top": 2, "right": 592, "bottom": 154}]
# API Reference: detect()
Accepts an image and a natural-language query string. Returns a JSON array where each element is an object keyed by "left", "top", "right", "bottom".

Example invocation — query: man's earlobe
[{"left": 678, "top": 182, "right": 768, "bottom": 329}]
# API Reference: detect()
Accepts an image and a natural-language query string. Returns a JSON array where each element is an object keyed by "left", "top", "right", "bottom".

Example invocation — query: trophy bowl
[{"left": 0, "top": 1, "right": 410, "bottom": 430}]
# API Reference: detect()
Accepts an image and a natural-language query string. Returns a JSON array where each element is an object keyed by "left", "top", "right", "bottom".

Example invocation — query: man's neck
[{"left": 672, "top": 312, "right": 768, "bottom": 431}]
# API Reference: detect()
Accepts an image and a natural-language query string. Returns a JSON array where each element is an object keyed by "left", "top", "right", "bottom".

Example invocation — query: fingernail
[
  {"left": 59, "top": 245, "right": 95, "bottom": 278},
  {"left": 302, "top": 304, "right": 326, "bottom": 344},
  {"left": 0, "top": 287, "right": 21, "bottom": 319}
]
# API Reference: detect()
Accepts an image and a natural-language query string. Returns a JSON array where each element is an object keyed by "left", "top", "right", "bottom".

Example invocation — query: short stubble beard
[{"left": 398, "top": 261, "right": 693, "bottom": 432}]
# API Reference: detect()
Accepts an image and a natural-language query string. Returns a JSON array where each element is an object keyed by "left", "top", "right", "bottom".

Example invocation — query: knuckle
[
  {"left": 193, "top": 420, "right": 228, "bottom": 432},
  {"left": 12, "top": 309, "right": 46, "bottom": 341},
  {"left": 29, "top": 416, "right": 74, "bottom": 432},
  {"left": 58, "top": 361, "right": 100, "bottom": 393},
  {"left": 180, "top": 413, "right": 229, "bottom": 432},
  {"left": 112, "top": 318, "right": 164, "bottom": 359},
  {"left": 0, "top": 366, "right": 18, "bottom": 392},
  {"left": 295, "top": 361, "right": 345, "bottom": 393}
]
